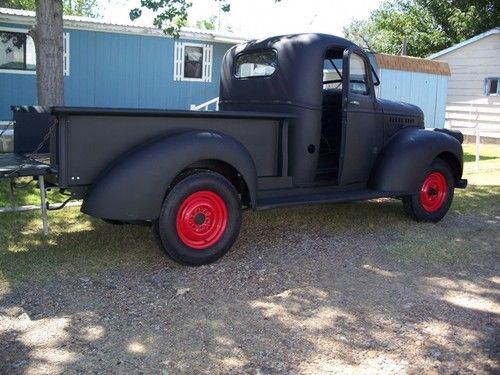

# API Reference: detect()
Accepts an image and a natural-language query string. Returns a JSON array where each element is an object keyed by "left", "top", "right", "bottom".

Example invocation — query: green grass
[
  {"left": 463, "top": 143, "right": 500, "bottom": 185},
  {"left": 0, "top": 144, "right": 499, "bottom": 292},
  {"left": 0, "top": 177, "right": 67, "bottom": 208}
]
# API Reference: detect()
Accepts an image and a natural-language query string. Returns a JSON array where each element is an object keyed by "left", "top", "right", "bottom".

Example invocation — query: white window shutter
[
  {"left": 202, "top": 44, "right": 213, "bottom": 82},
  {"left": 63, "top": 32, "right": 70, "bottom": 76},
  {"left": 174, "top": 42, "right": 184, "bottom": 81}
]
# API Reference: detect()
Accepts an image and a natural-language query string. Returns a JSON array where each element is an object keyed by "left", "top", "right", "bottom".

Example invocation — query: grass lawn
[{"left": 0, "top": 143, "right": 499, "bottom": 292}]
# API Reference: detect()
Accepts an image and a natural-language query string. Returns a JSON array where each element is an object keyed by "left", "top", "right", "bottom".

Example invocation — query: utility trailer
[{"left": 1, "top": 33, "right": 467, "bottom": 265}]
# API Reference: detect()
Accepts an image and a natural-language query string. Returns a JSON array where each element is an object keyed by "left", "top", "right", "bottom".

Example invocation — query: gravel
[{"left": 0, "top": 204, "right": 498, "bottom": 374}]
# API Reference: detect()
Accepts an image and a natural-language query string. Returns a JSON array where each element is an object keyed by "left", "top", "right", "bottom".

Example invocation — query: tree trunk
[{"left": 32, "top": 0, "right": 64, "bottom": 106}]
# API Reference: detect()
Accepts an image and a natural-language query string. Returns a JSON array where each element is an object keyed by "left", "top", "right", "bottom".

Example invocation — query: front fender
[
  {"left": 81, "top": 131, "right": 257, "bottom": 220},
  {"left": 369, "top": 128, "right": 463, "bottom": 193}
]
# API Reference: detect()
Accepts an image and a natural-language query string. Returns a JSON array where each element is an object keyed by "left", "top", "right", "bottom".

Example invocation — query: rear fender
[
  {"left": 369, "top": 128, "right": 463, "bottom": 193},
  {"left": 81, "top": 131, "right": 257, "bottom": 220}
]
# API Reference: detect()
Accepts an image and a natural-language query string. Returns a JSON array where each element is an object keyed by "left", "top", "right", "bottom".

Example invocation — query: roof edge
[
  {"left": 375, "top": 53, "right": 450, "bottom": 76},
  {"left": 0, "top": 6, "right": 249, "bottom": 44},
  {"left": 428, "top": 27, "right": 500, "bottom": 59}
]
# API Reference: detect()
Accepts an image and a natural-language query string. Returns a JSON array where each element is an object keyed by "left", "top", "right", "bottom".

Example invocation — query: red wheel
[
  {"left": 154, "top": 171, "right": 242, "bottom": 265},
  {"left": 176, "top": 191, "right": 228, "bottom": 249},
  {"left": 419, "top": 172, "right": 448, "bottom": 212},
  {"left": 403, "top": 159, "right": 454, "bottom": 222}
]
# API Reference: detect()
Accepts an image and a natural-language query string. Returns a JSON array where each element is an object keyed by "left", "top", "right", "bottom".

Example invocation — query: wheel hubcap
[
  {"left": 176, "top": 190, "right": 228, "bottom": 249},
  {"left": 420, "top": 172, "right": 448, "bottom": 212}
]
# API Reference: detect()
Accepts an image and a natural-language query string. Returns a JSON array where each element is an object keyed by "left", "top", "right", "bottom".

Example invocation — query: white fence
[{"left": 444, "top": 102, "right": 500, "bottom": 170}]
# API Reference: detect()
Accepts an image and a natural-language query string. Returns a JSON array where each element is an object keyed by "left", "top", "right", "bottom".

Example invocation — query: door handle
[{"left": 349, "top": 100, "right": 360, "bottom": 106}]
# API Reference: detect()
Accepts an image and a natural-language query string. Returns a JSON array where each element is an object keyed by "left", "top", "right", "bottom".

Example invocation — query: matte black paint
[
  {"left": 369, "top": 128, "right": 464, "bottom": 192},
  {"left": 12, "top": 106, "right": 52, "bottom": 154},
  {"left": 81, "top": 131, "right": 259, "bottom": 220},
  {"left": 8, "top": 33, "right": 465, "bottom": 224}
]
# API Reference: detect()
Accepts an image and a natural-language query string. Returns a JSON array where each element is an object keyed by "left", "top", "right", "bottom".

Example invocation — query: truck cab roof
[{"left": 219, "top": 33, "right": 357, "bottom": 110}]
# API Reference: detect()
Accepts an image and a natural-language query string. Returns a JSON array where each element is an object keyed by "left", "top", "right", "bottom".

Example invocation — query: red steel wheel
[
  {"left": 176, "top": 190, "right": 228, "bottom": 249},
  {"left": 155, "top": 171, "right": 241, "bottom": 265},
  {"left": 402, "top": 159, "right": 455, "bottom": 223},
  {"left": 419, "top": 172, "right": 448, "bottom": 212}
]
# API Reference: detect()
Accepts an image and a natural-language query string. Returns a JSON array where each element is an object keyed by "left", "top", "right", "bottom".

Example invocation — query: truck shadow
[{"left": 0, "top": 189, "right": 498, "bottom": 373}]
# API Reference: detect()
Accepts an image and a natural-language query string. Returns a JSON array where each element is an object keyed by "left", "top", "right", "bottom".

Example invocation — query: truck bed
[{"left": 49, "top": 107, "right": 293, "bottom": 192}]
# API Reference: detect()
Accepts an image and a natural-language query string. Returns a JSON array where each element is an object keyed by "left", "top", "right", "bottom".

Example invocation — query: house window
[
  {"left": 174, "top": 42, "right": 213, "bottom": 82},
  {"left": 0, "top": 28, "right": 70, "bottom": 76},
  {"left": 485, "top": 78, "right": 499, "bottom": 96},
  {"left": 0, "top": 31, "right": 36, "bottom": 71}
]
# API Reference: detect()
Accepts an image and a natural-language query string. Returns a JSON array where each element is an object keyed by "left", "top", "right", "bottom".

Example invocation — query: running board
[{"left": 256, "top": 189, "right": 394, "bottom": 210}]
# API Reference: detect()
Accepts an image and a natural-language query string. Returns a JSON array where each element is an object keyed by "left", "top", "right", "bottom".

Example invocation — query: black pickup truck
[{"left": 3, "top": 33, "right": 467, "bottom": 265}]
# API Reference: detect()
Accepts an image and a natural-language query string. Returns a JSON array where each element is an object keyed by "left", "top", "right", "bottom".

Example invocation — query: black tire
[
  {"left": 154, "top": 171, "right": 242, "bottom": 266},
  {"left": 403, "top": 159, "right": 454, "bottom": 222}
]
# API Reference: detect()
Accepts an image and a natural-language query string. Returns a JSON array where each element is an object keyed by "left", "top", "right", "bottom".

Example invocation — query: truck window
[
  {"left": 349, "top": 54, "right": 368, "bottom": 95},
  {"left": 235, "top": 51, "right": 277, "bottom": 79},
  {"left": 323, "top": 58, "right": 343, "bottom": 90}
]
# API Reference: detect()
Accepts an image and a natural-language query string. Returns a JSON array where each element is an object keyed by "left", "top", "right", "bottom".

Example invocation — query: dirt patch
[{"left": 0, "top": 201, "right": 499, "bottom": 374}]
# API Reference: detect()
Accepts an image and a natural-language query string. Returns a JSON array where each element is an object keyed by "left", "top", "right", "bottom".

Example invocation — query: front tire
[
  {"left": 403, "top": 159, "right": 454, "bottom": 222},
  {"left": 154, "top": 171, "right": 242, "bottom": 266}
]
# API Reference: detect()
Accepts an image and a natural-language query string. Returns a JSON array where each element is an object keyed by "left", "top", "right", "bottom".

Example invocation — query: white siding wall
[
  {"left": 438, "top": 34, "right": 500, "bottom": 104},
  {"left": 434, "top": 33, "right": 500, "bottom": 137}
]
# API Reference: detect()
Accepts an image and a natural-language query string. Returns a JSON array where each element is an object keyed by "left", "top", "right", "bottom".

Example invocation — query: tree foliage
[
  {"left": 343, "top": 0, "right": 499, "bottom": 57},
  {"left": 130, "top": 0, "right": 230, "bottom": 37},
  {"left": 194, "top": 15, "right": 217, "bottom": 30},
  {"left": 0, "top": 0, "right": 99, "bottom": 17},
  {"left": 131, "top": 0, "right": 282, "bottom": 37}
]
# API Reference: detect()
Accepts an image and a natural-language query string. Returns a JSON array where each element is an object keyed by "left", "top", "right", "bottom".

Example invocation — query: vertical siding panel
[
  {"left": 0, "top": 21, "right": 235, "bottom": 118},
  {"left": 378, "top": 68, "right": 448, "bottom": 129},
  {"left": 434, "top": 76, "right": 448, "bottom": 128}
]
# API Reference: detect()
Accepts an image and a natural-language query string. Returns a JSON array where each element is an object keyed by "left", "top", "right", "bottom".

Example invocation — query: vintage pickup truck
[{"left": 2, "top": 33, "right": 467, "bottom": 265}]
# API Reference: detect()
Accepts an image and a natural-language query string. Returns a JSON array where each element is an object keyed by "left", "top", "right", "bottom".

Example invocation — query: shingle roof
[{"left": 375, "top": 53, "right": 451, "bottom": 76}]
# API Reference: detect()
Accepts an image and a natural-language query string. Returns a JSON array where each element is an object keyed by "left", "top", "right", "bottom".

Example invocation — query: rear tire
[
  {"left": 403, "top": 159, "right": 454, "bottom": 222},
  {"left": 154, "top": 171, "right": 242, "bottom": 266}
]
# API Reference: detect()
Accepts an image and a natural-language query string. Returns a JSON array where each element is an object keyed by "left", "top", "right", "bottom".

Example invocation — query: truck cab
[{"left": 219, "top": 33, "right": 425, "bottom": 188}]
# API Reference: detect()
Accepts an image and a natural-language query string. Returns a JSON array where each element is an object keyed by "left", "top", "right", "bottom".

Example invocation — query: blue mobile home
[{"left": 0, "top": 7, "right": 246, "bottom": 122}]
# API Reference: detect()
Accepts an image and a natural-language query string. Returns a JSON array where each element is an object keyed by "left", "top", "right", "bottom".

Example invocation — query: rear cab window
[{"left": 235, "top": 51, "right": 277, "bottom": 79}]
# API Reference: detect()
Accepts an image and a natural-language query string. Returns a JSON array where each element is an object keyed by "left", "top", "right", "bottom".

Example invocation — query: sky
[{"left": 98, "top": 0, "right": 384, "bottom": 38}]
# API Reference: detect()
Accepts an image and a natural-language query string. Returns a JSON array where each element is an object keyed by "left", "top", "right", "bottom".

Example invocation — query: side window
[
  {"left": 484, "top": 77, "right": 499, "bottom": 96},
  {"left": 0, "top": 29, "right": 70, "bottom": 75},
  {"left": 349, "top": 53, "right": 368, "bottom": 95},
  {"left": 323, "top": 57, "right": 343, "bottom": 90},
  {"left": 173, "top": 42, "right": 213, "bottom": 82}
]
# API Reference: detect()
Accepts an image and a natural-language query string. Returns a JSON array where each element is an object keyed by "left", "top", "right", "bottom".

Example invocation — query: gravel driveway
[{"left": 0, "top": 200, "right": 498, "bottom": 374}]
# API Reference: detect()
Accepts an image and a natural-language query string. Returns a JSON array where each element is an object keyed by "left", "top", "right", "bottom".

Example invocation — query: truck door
[{"left": 338, "top": 47, "right": 383, "bottom": 186}]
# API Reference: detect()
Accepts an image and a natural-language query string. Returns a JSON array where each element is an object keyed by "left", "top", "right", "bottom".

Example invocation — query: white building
[{"left": 429, "top": 28, "right": 500, "bottom": 139}]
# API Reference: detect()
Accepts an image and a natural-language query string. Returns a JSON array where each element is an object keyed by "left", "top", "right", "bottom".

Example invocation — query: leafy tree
[
  {"left": 194, "top": 15, "right": 217, "bottom": 30},
  {"left": 343, "top": 0, "right": 499, "bottom": 57},
  {"left": 130, "top": 0, "right": 209, "bottom": 38},
  {"left": 0, "top": 0, "right": 35, "bottom": 10},
  {"left": 63, "top": 0, "right": 99, "bottom": 18},
  {"left": 1, "top": 0, "right": 99, "bottom": 107},
  {"left": 131, "top": 0, "right": 282, "bottom": 37}
]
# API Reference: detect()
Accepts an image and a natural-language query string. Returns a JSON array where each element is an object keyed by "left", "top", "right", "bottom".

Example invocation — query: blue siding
[
  {"left": 0, "top": 23, "right": 234, "bottom": 120},
  {"left": 378, "top": 68, "right": 448, "bottom": 128}
]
